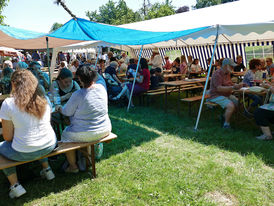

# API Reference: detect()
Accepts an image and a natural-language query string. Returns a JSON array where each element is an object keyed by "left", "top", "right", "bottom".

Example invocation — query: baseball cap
[{"left": 222, "top": 58, "right": 237, "bottom": 67}]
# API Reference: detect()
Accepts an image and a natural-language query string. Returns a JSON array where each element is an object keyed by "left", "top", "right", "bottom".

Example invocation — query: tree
[
  {"left": 194, "top": 0, "right": 238, "bottom": 9},
  {"left": 50, "top": 22, "right": 63, "bottom": 32},
  {"left": 86, "top": 0, "right": 141, "bottom": 25},
  {"left": 176, "top": 6, "right": 189, "bottom": 14},
  {"left": 144, "top": 2, "right": 175, "bottom": 20},
  {"left": 0, "top": 0, "right": 9, "bottom": 25}
]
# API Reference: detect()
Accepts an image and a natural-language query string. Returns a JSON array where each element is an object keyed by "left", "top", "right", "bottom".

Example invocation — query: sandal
[{"left": 256, "top": 134, "right": 273, "bottom": 141}]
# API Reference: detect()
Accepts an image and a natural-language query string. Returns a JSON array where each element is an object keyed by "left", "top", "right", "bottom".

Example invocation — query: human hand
[
  {"left": 261, "top": 82, "right": 271, "bottom": 89},
  {"left": 55, "top": 105, "right": 62, "bottom": 112},
  {"left": 233, "top": 83, "right": 243, "bottom": 90}
]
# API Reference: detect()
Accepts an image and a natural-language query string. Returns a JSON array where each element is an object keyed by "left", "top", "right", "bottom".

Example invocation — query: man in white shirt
[
  {"left": 121, "top": 52, "right": 130, "bottom": 65},
  {"left": 149, "top": 49, "right": 162, "bottom": 70}
]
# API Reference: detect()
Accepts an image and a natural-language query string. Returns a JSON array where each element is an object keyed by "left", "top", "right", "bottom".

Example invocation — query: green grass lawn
[{"left": 0, "top": 94, "right": 273, "bottom": 205}]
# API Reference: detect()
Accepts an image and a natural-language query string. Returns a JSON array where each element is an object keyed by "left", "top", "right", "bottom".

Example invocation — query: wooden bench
[
  {"left": 181, "top": 95, "right": 210, "bottom": 116},
  {"left": 143, "top": 85, "right": 203, "bottom": 106},
  {"left": 0, "top": 133, "right": 117, "bottom": 179}
]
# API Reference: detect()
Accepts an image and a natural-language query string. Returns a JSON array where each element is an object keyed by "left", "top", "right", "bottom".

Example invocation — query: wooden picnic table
[
  {"left": 117, "top": 73, "right": 126, "bottom": 78},
  {"left": 163, "top": 73, "right": 183, "bottom": 81},
  {"left": 160, "top": 78, "right": 209, "bottom": 113},
  {"left": 163, "top": 70, "right": 172, "bottom": 74}
]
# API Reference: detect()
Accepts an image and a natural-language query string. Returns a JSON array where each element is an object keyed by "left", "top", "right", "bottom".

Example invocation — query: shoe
[
  {"left": 9, "top": 183, "right": 26, "bottom": 199},
  {"left": 223, "top": 124, "right": 231, "bottom": 129},
  {"left": 65, "top": 166, "right": 79, "bottom": 173},
  {"left": 256, "top": 134, "right": 273, "bottom": 141},
  {"left": 40, "top": 167, "right": 55, "bottom": 180},
  {"left": 111, "top": 96, "right": 119, "bottom": 101}
]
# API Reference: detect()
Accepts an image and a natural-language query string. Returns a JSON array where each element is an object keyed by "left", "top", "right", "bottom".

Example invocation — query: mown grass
[{"left": 0, "top": 94, "right": 273, "bottom": 206}]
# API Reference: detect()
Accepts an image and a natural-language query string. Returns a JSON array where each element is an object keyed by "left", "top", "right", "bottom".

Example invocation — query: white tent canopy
[{"left": 120, "top": 0, "right": 274, "bottom": 48}]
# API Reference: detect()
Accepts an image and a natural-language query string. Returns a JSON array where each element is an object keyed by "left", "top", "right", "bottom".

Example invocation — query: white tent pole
[
  {"left": 50, "top": 48, "right": 58, "bottom": 82},
  {"left": 127, "top": 45, "right": 144, "bottom": 112},
  {"left": 194, "top": 25, "right": 220, "bottom": 131},
  {"left": 94, "top": 47, "right": 101, "bottom": 68}
]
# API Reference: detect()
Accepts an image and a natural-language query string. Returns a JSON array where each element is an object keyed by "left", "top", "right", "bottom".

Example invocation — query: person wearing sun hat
[
  {"left": 149, "top": 48, "right": 162, "bottom": 71},
  {"left": 208, "top": 58, "right": 244, "bottom": 129}
]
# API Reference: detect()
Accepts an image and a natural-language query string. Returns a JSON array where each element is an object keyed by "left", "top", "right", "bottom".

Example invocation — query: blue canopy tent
[
  {"left": 46, "top": 17, "right": 212, "bottom": 112},
  {"left": 0, "top": 18, "right": 211, "bottom": 113}
]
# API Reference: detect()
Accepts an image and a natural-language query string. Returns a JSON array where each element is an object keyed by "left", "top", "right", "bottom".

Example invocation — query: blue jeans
[{"left": 0, "top": 141, "right": 56, "bottom": 176}]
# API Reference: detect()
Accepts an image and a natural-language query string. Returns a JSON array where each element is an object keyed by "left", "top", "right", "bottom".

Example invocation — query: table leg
[
  {"left": 91, "top": 145, "right": 96, "bottom": 178},
  {"left": 177, "top": 86, "right": 181, "bottom": 115},
  {"left": 165, "top": 85, "right": 167, "bottom": 112}
]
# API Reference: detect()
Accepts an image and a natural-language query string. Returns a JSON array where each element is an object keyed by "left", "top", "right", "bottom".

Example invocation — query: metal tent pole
[
  {"left": 94, "top": 46, "right": 101, "bottom": 68},
  {"left": 194, "top": 25, "right": 219, "bottom": 131},
  {"left": 46, "top": 37, "right": 52, "bottom": 86},
  {"left": 127, "top": 45, "right": 144, "bottom": 112}
]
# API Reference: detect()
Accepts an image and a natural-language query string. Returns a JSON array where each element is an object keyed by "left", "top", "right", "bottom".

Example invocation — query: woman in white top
[
  {"left": 57, "top": 65, "right": 112, "bottom": 173},
  {"left": 190, "top": 59, "right": 202, "bottom": 73},
  {"left": 0, "top": 70, "right": 57, "bottom": 198}
]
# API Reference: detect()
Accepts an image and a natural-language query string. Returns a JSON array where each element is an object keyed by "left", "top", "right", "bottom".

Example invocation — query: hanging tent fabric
[
  {"left": 0, "top": 25, "right": 83, "bottom": 49},
  {"left": 119, "top": 0, "right": 274, "bottom": 48}
]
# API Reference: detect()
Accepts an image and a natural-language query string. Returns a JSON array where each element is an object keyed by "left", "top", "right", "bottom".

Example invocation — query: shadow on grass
[
  {"left": 0, "top": 117, "right": 160, "bottom": 205},
  {"left": 109, "top": 97, "right": 274, "bottom": 167}
]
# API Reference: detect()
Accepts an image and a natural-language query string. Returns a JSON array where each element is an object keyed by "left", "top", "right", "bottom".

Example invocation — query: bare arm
[
  {"left": 217, "top": 84, "right": 242, "bottom": 93},
  {"left": 2, "top": 119, "right": 14, "bottom": 142},
  {"left": 271, "top": 86, "right": 274, "bottom": 94},
  {"left": 217, "top": 85, "right": 233, "bottom": 93}
]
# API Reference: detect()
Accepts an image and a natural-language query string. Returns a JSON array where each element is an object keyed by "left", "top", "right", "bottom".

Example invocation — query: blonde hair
[{"left": 11, "top": 70, "right": 47, "bottom": 119}]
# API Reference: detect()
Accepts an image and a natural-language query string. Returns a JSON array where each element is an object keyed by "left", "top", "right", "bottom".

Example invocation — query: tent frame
[
  {"left": 194, "top": 25, "right": 220, "bottom": 131},
  {"left": 127, "top": 45, "right": 144, "bottom": 112}
]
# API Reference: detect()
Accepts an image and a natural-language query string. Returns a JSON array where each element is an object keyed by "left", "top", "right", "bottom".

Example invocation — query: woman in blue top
[{"left": 57, "top": 65, "right": 112, "bottom": 173}]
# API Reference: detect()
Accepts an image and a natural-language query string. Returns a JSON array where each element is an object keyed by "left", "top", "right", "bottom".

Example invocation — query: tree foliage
[
  {"left": 50, "top": 22, "right": 63, "bottom": 32},
  {"left": 144, "top": 2, "right": 175, "bottom": 20},
  {"left": 194, "top": 0, "right": 238, "bottom": 9},
  {"left": 86, "top": 0, "right": 175, "bottom": 24},
  {"left": 0, "top": 0, "right": 9, "bottom": 25},
  {"left": 86, "top": 0, "right": 141, "bottom": 25}
]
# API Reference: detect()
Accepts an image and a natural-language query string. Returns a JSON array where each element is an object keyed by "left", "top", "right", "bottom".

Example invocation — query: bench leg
[
  {"left": 91, "top": 145, "right": 96, "bottom": 178},
  {"left": 81, "top": 146, "right": 96, "bottom": 178}
]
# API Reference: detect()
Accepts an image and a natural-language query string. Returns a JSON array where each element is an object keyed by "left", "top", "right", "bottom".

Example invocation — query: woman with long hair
[
  {"left": 0, "top": 70, "right": 56, "bottom": 198},
  {"left": 180, "top": 55, "right": 188, "bottom": 75}
]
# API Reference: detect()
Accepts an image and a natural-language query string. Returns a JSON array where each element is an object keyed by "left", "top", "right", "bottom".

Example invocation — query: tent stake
[
  {"left": 127, "top": 45, "right": 144, "bottom": 112},
  {"left": 194, "top": 25, "right": 219, "bottom": 131},
  {"left": 46, "top": 37, "right": 52, "bottom": 87}
]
